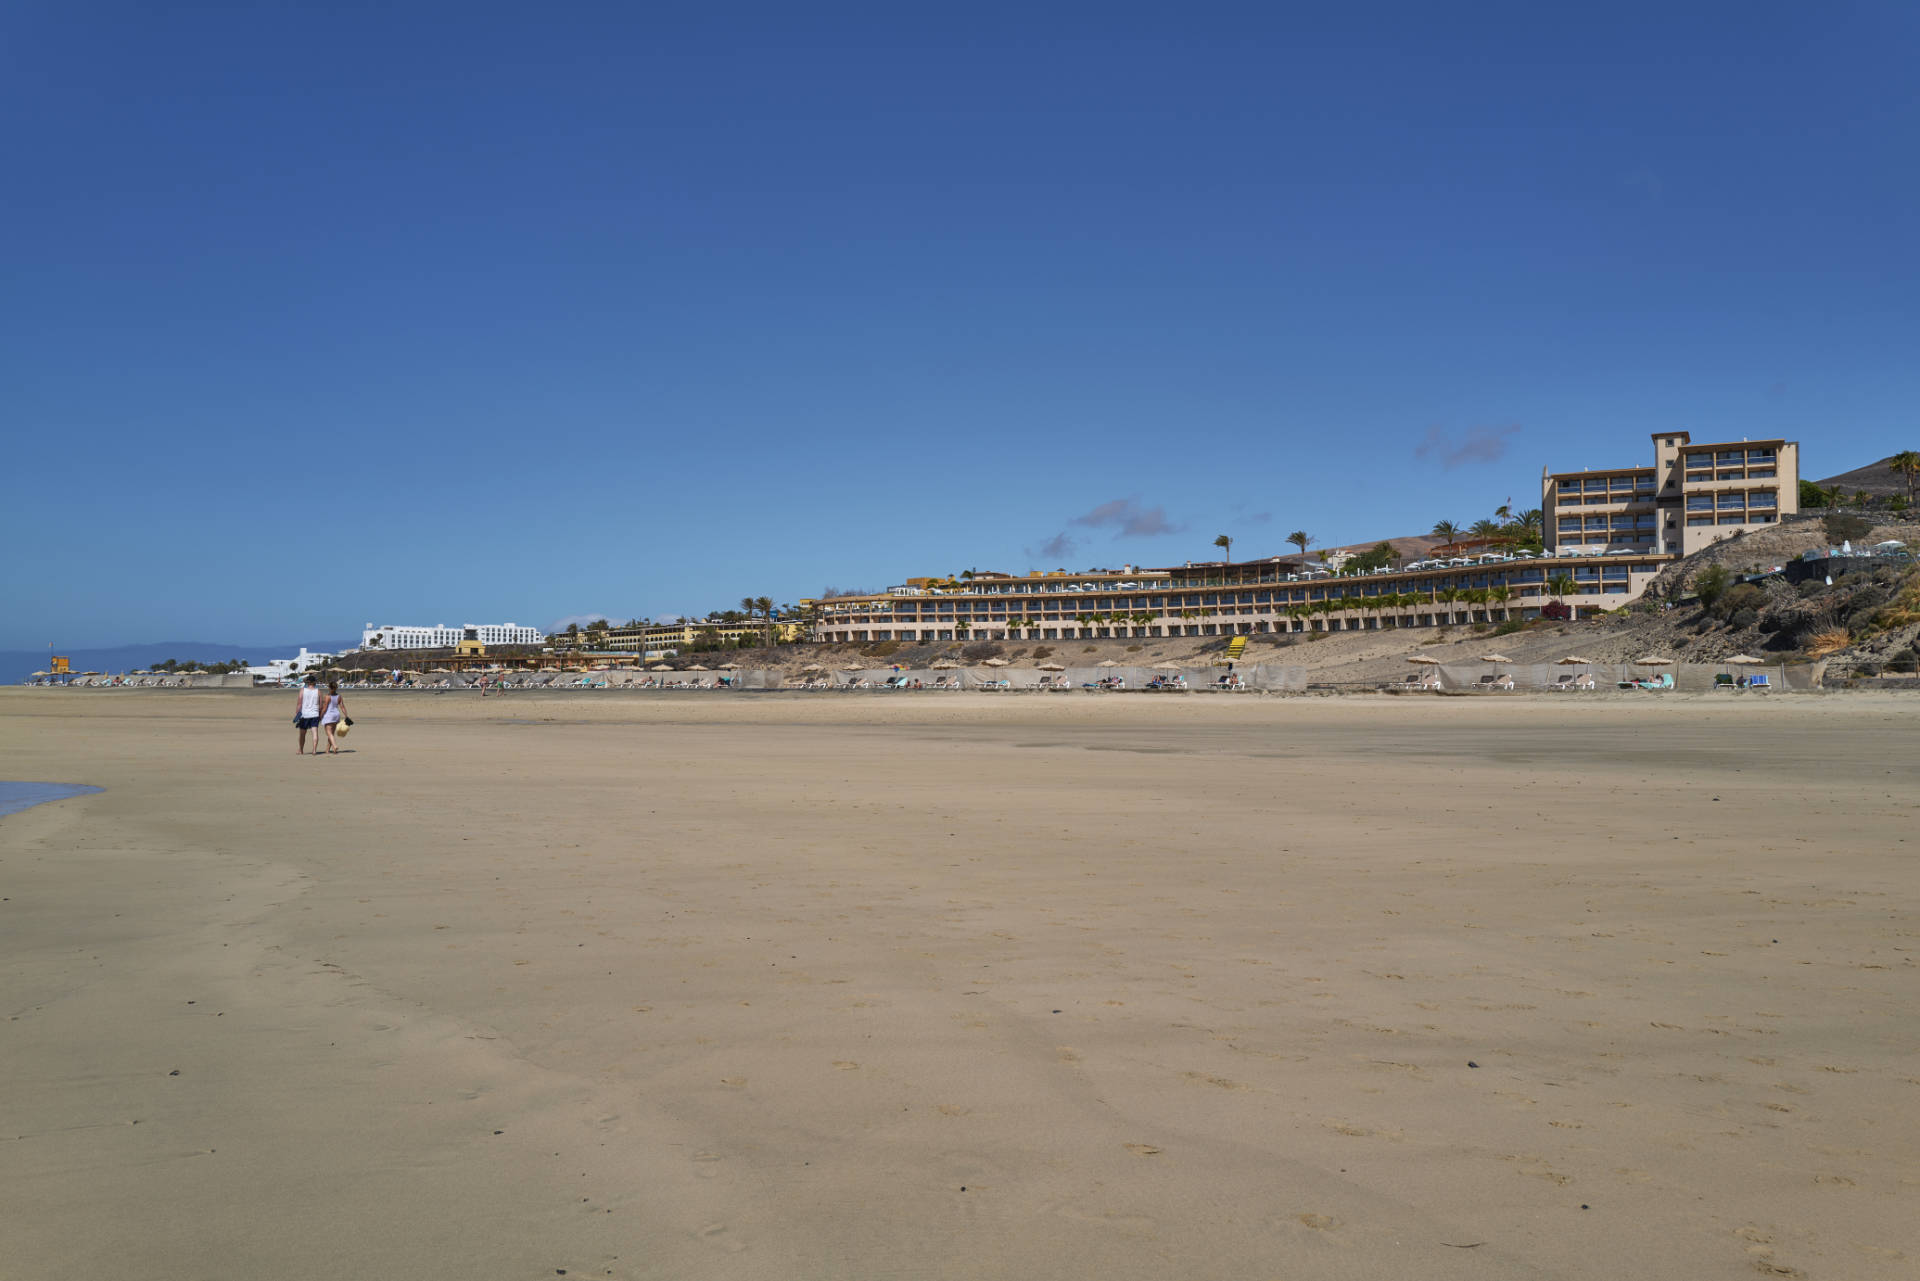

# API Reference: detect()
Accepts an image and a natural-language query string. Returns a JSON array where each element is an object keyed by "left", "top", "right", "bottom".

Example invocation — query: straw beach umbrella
[
  {"left": 1405, "top": 655, "right": 1442, "bottom": 665},
  {"left": 1096, "top": 659, "right": 1121, "bottom": 667},
  {"left": 1037, "top": 662, "right": 1066, "bottom": 671},
  {"left": 982, "top": 657, "right": 1009, "bottom": 667},
  {"left": 1153, "top": 662, "right": 1184, "bottom": 670},
  {"left": 930, "top": 660, "right": 959, "bottom": 669}
]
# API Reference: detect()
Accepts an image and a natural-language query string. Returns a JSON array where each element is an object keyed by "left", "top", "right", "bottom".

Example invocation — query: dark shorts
[{"left": 296, "top": 716, "right": 320, "bottom": 729}]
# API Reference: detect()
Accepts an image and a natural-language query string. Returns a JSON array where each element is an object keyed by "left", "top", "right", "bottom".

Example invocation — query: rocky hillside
[{"left": 1814, "top": 455, "right": 1919, "bottom": 503}]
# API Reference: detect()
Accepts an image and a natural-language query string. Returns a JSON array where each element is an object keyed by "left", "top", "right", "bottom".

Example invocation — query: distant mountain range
[{"left": 3, "top": 641, "right": 359, "bottom": 686}]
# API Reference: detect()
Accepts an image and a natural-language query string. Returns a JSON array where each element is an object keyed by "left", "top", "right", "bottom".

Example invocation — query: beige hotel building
[
  {"left": 1543, "top": 430, "right": 1798, "bottom": 557},
  {"left": 809, "top": 430, "right": 1801, "bottom": 644}
]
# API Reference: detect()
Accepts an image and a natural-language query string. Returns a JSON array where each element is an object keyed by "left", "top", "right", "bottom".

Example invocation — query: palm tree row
[{"left": 1431, "top": 507, "right": 1545, "bottom": 552}]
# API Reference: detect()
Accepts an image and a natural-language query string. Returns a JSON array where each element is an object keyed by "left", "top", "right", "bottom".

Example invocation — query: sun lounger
[
  {"left": 1713, "top": 673, "right": 1738, "bottom": 691},
  {"left": 1746, "top": 673, "right": 1771, "bottom": 691},
  {"left": 1549, "top": 673, "right": 1576, "bottom": 690}
]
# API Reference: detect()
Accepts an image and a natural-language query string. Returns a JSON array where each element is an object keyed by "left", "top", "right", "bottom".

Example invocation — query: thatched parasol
[
  {"left": 1556, "top": 655, "right": 1596, "bottom": 665},
  {"left": 1096, "top": 659, "right": 1121, "bottom": 667},
  {"left": 718, "top": 662, "right": 741, "bottom": 670},
  {"left": 1038, "top": 662, "right": 1065, "bottom": 671},
  {"left": 841, "top": 665, "right": 865, "bottom": 672},
  {"left": 649, "top": 664, "right": 672, "bottom": 671},
  {"left": 982, "top": 657, "right": 1009, "bottom": 667},
  {"left": 1725, "top": 654, "right": 1765, "bottom": 665},
  {"left": 1633, "top": 655, "right": 1674, "bottom": 665},
  {"left": 1479, "top": 653, "right": 1514, "bottom": 665},
  {"left": 1405, "top": 654, "right": 1442, "bottom": 665},
  {"left": 686, "top": 664, "right": 709, "bottom": 671},
  {"left": 930, "top": 660, "right": 958, "bottom": 669},
  {"left": 1153, "top": 662, "right": 1184, "bottom": 670}
]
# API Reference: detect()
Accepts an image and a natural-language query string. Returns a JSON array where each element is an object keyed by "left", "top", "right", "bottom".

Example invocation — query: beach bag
[{"left": 336, "top": 720, "right": 352, "bottom": 737}]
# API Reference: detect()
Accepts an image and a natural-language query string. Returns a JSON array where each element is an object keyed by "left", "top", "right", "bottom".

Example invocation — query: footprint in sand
[
  {"left": 1124, "top": 1143, "right": 1161, "bottom": 1156},
  {"left": 690, "top": 1151, "right": 722, "bottom": 1178},
  {"left": 1297, "top": 1213, "right": 1337, "bottom": 1230},
  {"left": 694, "top": 1222, "right": 745, "bottom": 1254},
  {"left": 831, "top": 1061, "right": 859, "bottom": 1071}
]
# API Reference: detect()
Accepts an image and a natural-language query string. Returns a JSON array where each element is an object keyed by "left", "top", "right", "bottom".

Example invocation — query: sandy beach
[{"left": 1, "top": 688, "right": 1914, "bottom": 1279}]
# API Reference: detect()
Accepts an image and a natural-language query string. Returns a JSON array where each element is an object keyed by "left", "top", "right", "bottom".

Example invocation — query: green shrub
[
  {"left": 1824, "top": 511, "right": 1873, "bottom": 544},
  {"left": 1695, "top": 565, "right": 1732, "bottom": 609},
  {"left": 1730, "top": 608, "right": 1759, "bottom": 629}
]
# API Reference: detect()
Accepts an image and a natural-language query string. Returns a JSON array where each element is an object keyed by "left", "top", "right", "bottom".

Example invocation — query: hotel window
[
  {"left": 1686, "top": 495, "right": 1714, "bottom": 512},
  {"left": 1715, "top": 451, "right": 1744, "bottom": 465},
  {"left": 1747, "top": 448, "right": 1775, "bottom": 463},
  {"left": 1719, "top": 513, "right": 1747, "bottom": 524},
  {"left": 1718, "top": 492, "right": 1745, "bottom": 510},
  {"left": 1610, "top": 515, "right": 1637, "bottom": 529},
  {"left": 1748, "top": 490, "right": 1777, "bottom": 508},
  {"left": 1585, "top": 516, "right": 1608, "bottom": 530},
  {"left": 1748, "top": 468, "right": 1776, "bottom": 478},
  {"left": 1688, "top": 515, "right": 1714, "bottom": 527}
]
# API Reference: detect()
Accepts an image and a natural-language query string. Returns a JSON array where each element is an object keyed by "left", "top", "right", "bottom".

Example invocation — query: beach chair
[
  {"left": 1573, "top": 673, "right": 1596, "bottom": 690},
  {"left": 1645, "top": 673, "right": 1674, "bottom": 691},
  {"left": 1549, "top": 673, "right": 1576, "bottom": 691},
  {"left": 1713, "top": 673, "right": 1738, "bottom": 691},
  {"left": 1746, "top": 673, "right": 1771, "bottom": 692}
]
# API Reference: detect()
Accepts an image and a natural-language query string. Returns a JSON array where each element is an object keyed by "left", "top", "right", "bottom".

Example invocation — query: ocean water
[{"left": 0, "top": 781, "right": 103, "bottom": 819}]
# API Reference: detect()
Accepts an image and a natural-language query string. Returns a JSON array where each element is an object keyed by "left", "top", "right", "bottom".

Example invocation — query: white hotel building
[{"left": 360, "top": 622, "right": 546, "bottom": 651}]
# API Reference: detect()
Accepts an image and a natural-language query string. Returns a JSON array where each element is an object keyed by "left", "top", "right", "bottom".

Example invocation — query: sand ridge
[{"left": 1, "top": 689, "right": 1914, "bottom": 1279}]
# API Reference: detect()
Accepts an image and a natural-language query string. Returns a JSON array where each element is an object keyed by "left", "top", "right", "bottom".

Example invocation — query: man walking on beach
[{"left": 294, "top": 675, "right": 323, "bottom": 754}]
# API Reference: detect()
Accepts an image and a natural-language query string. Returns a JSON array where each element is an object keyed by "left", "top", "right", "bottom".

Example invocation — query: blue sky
[{"left": 5, "top": 2, "right": 1916, "bottom": 648}]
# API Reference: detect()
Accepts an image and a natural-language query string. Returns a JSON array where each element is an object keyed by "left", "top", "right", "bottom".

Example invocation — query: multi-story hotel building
[
  {"left": 583, "top": 618, "right": 809, "bottom": 652},
  {"left": 361, "top": 622, "right": 547, "bottom": 650},
  {"left": 1543, "top": 431, "right": 1798, "bottom": 557},
  {"left": 810, "top": 431, "right": 1804, "bottom": 643},
  {"left": 808, "top": 555, "right": 1671, "bottom": 642}
]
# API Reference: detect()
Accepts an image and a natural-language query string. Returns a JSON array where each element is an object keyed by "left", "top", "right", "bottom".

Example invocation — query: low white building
[
  {"left": 248, "top": 648, "right": 337, "bottom": 682},
  {"left": 360, "top": 622, "right": 546, "bottom": 650}
]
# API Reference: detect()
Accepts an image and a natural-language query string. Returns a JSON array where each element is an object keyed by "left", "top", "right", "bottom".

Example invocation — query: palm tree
[
  {"left": 1431, "top": 518, "right": 1463, "bottom": 549},
  {"left": 1287, "top": 530, "right": 1313, "bottom": 564},
  {"left": 1889, "top": 450, "right": 1920, "bottom": 506},
  {"left": 1436, "top": 586, "right": 1462, "bottom": 624},
  {"left": 1489, "top": 585, "right": 1513, "bottom": 620},
  {"left": 754, "top": 595, "right": 775, "bottom": 646},
  {"left": 1213, "top": 533, "right": 1233, "bottom": 562},
  {"left": 1469, "top": 518, "right": 1504, "bottom": 542},
  {"left": 1546, "top": 572, "right": 1576, "bottom": 620}
]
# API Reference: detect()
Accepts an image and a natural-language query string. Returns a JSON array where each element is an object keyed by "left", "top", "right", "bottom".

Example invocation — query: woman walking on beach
[
  {"left": 320, "top": 680, "right": 346, "bottom": 755},
  {"left": 294, "top": 675, "right": 322, "bottom": 755}
]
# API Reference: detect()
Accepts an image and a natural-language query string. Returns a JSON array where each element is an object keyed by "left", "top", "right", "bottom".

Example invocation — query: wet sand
[{"left": 1, "top": 689, "right": 1914, "bottom": 1280}]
